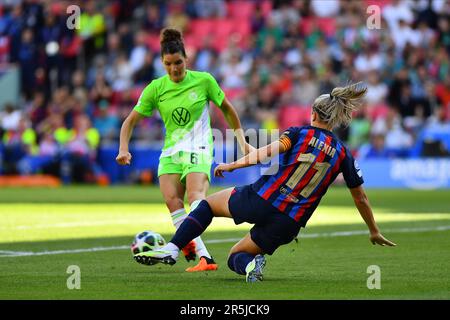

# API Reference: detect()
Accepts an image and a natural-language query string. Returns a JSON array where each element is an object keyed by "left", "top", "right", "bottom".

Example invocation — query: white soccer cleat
[
  {"left": 245, "top": 254, "right": 266, "bottom": 283},
  {"left": 134, "top": 250, "right": 177, "bottom": 266}
]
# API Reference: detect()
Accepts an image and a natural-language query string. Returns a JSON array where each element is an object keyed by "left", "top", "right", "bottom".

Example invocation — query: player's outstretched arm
[
  {"left": 116, "top": 110, "right": 143, "bottom": 165},
  {"left": 214, "top": 139, "right": 289, "bottom": 177},
  {"left": 349, "top": 185, "right": 396, "bottom": 247}
]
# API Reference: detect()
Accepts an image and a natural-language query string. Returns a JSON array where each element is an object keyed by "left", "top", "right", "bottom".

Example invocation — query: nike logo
[{"left": 159, "top": 98, "right": 167, "bottom": 102}]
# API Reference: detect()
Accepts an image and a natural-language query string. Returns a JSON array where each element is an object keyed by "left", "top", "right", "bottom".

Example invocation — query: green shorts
[{"left": 158, "top": 151, "right": 212, "bottom": 183}]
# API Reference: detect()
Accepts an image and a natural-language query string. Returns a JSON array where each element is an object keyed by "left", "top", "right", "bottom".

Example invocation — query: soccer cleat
[
  {"left": 181, "top": 240, "right": 197, "bottom": 262},
  {"left": 134, "top": 250, "right": 177, "bottom": 266},
  {"left": 185, "top": 256, "right": 218, "bottom": 272},
  {"left": 245, "top": 254, "right": 266, "bottom": 283}
]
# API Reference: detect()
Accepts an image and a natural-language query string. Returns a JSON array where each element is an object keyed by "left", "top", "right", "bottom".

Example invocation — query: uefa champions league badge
[{"left": 189, "top": 91, "right": 198, "bottom": 101}]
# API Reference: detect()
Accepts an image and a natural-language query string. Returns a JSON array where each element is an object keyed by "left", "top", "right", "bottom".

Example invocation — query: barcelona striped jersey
[{"left": 251, "top": 126, "right": 364, "bottom": 227}]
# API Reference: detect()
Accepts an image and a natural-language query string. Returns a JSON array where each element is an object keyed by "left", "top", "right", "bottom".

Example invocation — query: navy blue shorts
[{"left": 228, "top": 184, "right": 301, "bottom": 255}]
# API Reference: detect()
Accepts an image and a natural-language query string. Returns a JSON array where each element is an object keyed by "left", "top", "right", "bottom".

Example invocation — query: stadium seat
[
  {"left": 215, "top": 20, "right": 234, "bottom": 37},
  {"left": 232, "top": 19, "right": 251, "bottom": 36},
  {"left": 364, "top": 0, "right": 392, "bottom": 9},
  {"left": 0, "top": 36, "right": 9, "bottom": 62},
  {"left": 227, "top": 1, "right": 254, "bottom": 20},
  {"left": 110, "top": 91, "right": 123, "bottom": 105},
  {"left": 131, "top": 86, "right": 145, "bottom": 101},
  {"left": 145, "top": 33, "right": 161, "bottom": 52},
  {"left": 189, "top": 19, "right": 215, "bottom": 37},
  {"left": 367, "top": 104, "right": 390, "bottom": 120},
  {"left": 260, "top": 0, "right": 272, "bottom": 17},
  {"left": 223, "top": 88, "right": 245, "bottom": 101}
]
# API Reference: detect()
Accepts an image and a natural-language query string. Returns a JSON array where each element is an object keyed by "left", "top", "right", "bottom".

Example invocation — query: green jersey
[{"left": 134, "top": 70, "right": 225, "bottom": 158}]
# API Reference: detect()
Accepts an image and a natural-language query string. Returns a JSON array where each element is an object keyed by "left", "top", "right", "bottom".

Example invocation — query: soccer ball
[{"left": 131, "top": 230, "right": 166, "bottom": 255}]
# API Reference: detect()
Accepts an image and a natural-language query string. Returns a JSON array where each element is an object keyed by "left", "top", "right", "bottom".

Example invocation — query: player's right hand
[
  {"left": 116, "top": 151, "right": 132, "bottom": 165},
  {"left": 214, "top": 163, "right": 234, "bottom": 178}
]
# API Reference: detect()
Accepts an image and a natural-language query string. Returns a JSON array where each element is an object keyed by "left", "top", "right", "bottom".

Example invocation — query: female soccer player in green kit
[{"left": 116, "top": 28, "right": 253, "bottom": 272}]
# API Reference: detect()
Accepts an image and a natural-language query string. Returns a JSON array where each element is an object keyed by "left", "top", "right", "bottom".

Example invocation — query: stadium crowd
[{"left": 0, "top": 0, "right": 450, "bottom": 183}]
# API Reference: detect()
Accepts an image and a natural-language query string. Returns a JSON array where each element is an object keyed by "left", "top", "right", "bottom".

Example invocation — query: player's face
[{"left": 162, "top": 52, "right": 187, "bottom": 83}]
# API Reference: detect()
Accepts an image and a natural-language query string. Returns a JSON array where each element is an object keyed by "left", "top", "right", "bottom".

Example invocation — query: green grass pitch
[{"left": 0, "top": 186, "right": 449, "bottom": 299}]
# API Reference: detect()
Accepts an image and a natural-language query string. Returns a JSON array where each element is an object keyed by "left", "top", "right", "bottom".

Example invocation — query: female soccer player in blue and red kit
[{"left": 135, "top": 82, "right": 396, "bottom": 282}]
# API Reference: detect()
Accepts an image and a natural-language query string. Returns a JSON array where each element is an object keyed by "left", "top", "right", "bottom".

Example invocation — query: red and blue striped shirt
[{"left": 251, "top": 126, "right": 364, "bottom": 227}]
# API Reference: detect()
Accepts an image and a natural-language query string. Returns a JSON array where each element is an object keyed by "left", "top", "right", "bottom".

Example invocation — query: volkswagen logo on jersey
[{"left": 172, "top": 107, "right": 191, "bottom": 126}]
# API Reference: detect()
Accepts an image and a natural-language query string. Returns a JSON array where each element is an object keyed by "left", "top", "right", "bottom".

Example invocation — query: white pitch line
[
  {"left": 0, "top": 225, "right": 449, "bottom": 258},
  {"left": 0, "top": 219, "right": 168, "bottom": 230}
]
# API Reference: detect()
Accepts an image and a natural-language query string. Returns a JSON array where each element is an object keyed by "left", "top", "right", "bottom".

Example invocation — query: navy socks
[
  {"left": 171, "top": 200, "right": 214, "bottom": 250},
  {"left": 227, "top": 252, "right": 255, "bottom": 275}
]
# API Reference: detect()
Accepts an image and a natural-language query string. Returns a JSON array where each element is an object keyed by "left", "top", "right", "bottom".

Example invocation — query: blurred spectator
[
  {"left": 358, "top": 134, "right": 396, "bottom": 159},
  {"left": 105, "top": 32, "right": 121, "bottom": 67},
  {"left": 354, "top": 43, "right": 383, "bottom": 74},
  {"left": 257, "top": 16, "right": 283, "bottom": 50},
  {"left": 348, "top": 106, "right": 371, "bottom": 150},
  {"left": 195, "top": 35, "right": 218, "bottom": 72},
  {"left": 89, "top": 72, "right": 113, "bottom": 104},
  {"left": 372, "top": 108, "right": 414, "bottom": 150},
  {"left": 310, "top": 0, "right": 340, "bottom": 18},
  {"left": 18, "top": 28, "right": 38, "bottom": 98},
  {"left": 77, "top": 0, "right": 106, "bottom": 62},
  {"left": 365, "top": 71, "right": 388, "bottom": 106},
  {"left": 194, "top": 0, "right": 226, "bottom": 18},
  {"left": 71, "top": 70, "right": 89, "bottom": 109},
  {"left": 164, "top": 1, "right": 190, "bottom": 33},
  {"left": 270, "top": 1, "right": 300, "bottom": 31},
  {"left": 17, "top": 131, "right": 59, "bottom": 175},
  {"left": 129, "top": 31, "right": 148, "bottom": 74},
  {"left": 60, "top": 114, "right": 102, "bottom": 184},
  {"left": 219, "top": 52, "right": 251, "bottom": 89},
  {"left": 382, "top": 0, "right": 414, "bottom": 31},
  {"left": 437, "top": 16, "right": 450, "bottom": 55},
  {"left": 0, "top": 104, "right": 21, "bottom": 131},
  {"left": 134, "top": 51, "right": 156, "bottom": 84},
  {"left": 25, "top": 92, "right": 48, "bottom": 129},
  {"left": 291, "top": 66, "right": 319, "bottom": 106},
  {"left": 143, "top": 4, "right": 165, "bottom": 33},
  {"left": 435, "top": 75, "right": 450, "bottom": 118},
  {"left": 117, "top": 23, "right": 134, "bottom": 56},
  {"left": 250, "top": 3, "right": 266, "bottom": 34},
  {"left": 1, "top": 116, "right": 37, "bottom": 174},
  {"left": 108, "top": 51, "right": 133, "bottom": 91},
  {"left": 93, "top": 100, "right": 120, "bottom": 140},
  {"left": 390, "top": 19, "right": 421, "bottom": 52}
]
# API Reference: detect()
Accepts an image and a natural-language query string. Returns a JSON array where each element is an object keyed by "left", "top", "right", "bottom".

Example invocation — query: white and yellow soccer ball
[{"left": 131, "top": 231, "right": 166, "bottom": 255}]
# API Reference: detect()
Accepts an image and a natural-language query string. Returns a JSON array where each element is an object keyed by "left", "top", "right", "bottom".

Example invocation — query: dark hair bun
[{"left": 160, "top": 28, "right": 183, "bottom": 45}]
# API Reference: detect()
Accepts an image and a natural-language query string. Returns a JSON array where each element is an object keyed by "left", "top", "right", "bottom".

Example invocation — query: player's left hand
[
  {"left": 214, "top": 163, "right": 234, "bottom": 178},
  {"left": 370, "top": 232, "right": 396, "bottom": 246}
]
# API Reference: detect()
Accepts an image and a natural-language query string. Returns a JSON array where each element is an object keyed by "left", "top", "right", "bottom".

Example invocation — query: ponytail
[{"left": 312, "top": 82, "right": 367, "bottom": 128}]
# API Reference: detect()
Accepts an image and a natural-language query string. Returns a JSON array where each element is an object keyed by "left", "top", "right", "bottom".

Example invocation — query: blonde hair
[{"left": 312, "top": 82, "right": 367, "bottom": 129}]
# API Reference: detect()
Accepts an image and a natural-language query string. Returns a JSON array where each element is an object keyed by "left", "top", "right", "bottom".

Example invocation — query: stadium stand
[{"left": 0, "top": 0, "right": 449, "bottom": 185}]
